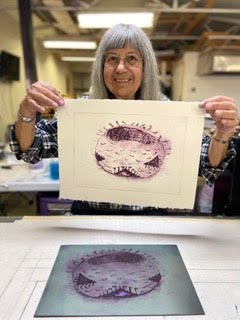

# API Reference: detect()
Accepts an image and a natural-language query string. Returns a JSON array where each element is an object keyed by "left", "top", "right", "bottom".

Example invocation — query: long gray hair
[{"left": 89, "top": 23, "right": 164, "bottom": 100}]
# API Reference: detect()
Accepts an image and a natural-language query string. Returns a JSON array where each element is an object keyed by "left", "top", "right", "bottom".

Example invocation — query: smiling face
[{"left": 103, "top": 46, "right": 143, "bottom": 100}]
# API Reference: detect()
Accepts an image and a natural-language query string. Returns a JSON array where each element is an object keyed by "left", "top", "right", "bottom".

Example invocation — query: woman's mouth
[{"left": 114, "top": 79, "right": 131, "bottom": 83}]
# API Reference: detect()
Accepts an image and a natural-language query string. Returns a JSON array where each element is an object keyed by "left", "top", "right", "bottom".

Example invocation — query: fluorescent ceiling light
[
  {"left": 43, "top": 40, "right": 97, "bottom": 50},
  {"left": 77, "top": 12, "right": 154, "bottom": 29},
  {"left": 61, "top": 56, "right": 96, "bottom": 62}
]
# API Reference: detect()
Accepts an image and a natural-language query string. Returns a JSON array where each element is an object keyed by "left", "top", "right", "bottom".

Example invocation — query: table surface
[{"left": 0, "top": 215, "right": 240, "bottom": 320}]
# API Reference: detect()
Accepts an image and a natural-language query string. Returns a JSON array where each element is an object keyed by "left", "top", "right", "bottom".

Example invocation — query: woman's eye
[
  {"left": 106, "top": 56, "right": 118, "bottom": 64},
  {"left": 126, "top": 55, "right": 138, "bottom": 64}
]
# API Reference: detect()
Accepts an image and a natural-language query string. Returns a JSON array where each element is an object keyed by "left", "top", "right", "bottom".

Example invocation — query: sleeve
[
  {"left": 9, "top": 118, "right": 58, "bottom": 164},
  {"left": 199, "top": 132, "right": 236, "bottom": 186}
]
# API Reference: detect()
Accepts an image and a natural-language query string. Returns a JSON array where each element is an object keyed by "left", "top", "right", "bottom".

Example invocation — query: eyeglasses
[{"left": 104, "top": 53, "right": 142, "bottom": 68}]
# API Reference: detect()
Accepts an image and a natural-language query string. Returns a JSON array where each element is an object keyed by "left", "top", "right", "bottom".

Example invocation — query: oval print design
[
  {"left": 95, "top": 122, "right": 171, "bottom": 178},
  {"left": 69, "top": 249, "right": 161, "bottom": 298}
]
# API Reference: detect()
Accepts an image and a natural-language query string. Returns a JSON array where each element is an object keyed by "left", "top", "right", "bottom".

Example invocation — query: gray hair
[{"left": 89, "top": 24, "right": 164, "bottom": 100}]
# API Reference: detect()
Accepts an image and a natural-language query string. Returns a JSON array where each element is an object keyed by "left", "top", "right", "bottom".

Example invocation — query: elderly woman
[{"left": 9, "top": 24, "right": 238, "bottom": 214}]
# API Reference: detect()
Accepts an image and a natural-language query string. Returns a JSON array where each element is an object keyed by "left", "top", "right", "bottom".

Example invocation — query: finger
[
  {"left": 20, "top": 98, "right": 46, "bottom": 116},
  {"left": 27, "top": 89, "right": 60, "bottom": 109},
  {"left": 205, "top": 101, "right": 237, "bottom": 112},
  {"left": 200, "top": 96, "right": 235, "bottom": 106},
  {"left": 29, "top": 83, "right": 64, "bottom": 106},
  {"left": 27, "top": 98, "right": 46, "bottom": 113},
  {"left": 220, "top": 118, "right": 239, "bottom": 127},
  {"left": 28, "top": 84, "right": 61, "bottom": 103},
  {"left": 214, "top": 109, "right": 238, "bottom": 119},
  {"left": 37, "top": 81, "right": 63, "bottom": 98}
]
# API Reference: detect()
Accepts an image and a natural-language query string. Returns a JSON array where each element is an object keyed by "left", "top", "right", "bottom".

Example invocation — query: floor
[{"left": 0, "top": 192, "right": 37, "bottom": 216}]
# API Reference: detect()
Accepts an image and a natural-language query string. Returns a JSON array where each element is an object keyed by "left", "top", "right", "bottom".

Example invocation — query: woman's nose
[{"left": 115, "top": 59, "right": 127, "bottom": 71}]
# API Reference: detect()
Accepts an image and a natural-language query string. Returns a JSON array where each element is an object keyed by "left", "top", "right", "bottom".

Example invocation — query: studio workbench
[{"left": 0, "top": 215, "right": 240, "bottom": 320}]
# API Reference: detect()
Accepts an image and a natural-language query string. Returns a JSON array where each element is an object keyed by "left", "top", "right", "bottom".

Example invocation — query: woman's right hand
[{"left": 19, "top": 81, "right": 65, "bottom": 118}]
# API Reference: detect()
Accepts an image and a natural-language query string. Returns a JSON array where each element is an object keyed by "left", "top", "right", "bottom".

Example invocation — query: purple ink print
[
  {"left": 69, "top": 249, "right": 161, "bottom": 299},
  {"left": 95, "top": 122, "right": 171, "bottom": 178}
]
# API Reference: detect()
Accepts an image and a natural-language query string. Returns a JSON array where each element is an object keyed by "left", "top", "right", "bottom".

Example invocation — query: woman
[{"left": 9, "top": 24, "right": 238, "bottom": 214}]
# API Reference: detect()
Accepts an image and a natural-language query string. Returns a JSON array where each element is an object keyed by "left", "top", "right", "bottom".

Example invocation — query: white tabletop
[
  {"left": 0, "top": 157, "right": 59, "bottom": 192},
  {"left": 0, "top": 215, "right": 239, "bottom": 320}
]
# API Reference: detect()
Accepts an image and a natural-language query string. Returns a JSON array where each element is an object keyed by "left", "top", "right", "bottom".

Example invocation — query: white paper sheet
[{"left": 58, "top": 99, "right": 204, "bottom": 209}]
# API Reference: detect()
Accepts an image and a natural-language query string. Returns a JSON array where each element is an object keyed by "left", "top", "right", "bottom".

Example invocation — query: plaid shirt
[{"left": 9, "top": 116, "right": 236, "bottom": 212}]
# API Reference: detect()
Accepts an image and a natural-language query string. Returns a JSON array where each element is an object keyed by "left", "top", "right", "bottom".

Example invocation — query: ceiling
[{"left": 2, "top": 0, "right": 240, "bottom": 63}]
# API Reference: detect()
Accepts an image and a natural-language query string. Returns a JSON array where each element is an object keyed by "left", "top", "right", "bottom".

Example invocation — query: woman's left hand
[{"left": 199, "top": 96, "right": 239, "bottom": 140}]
